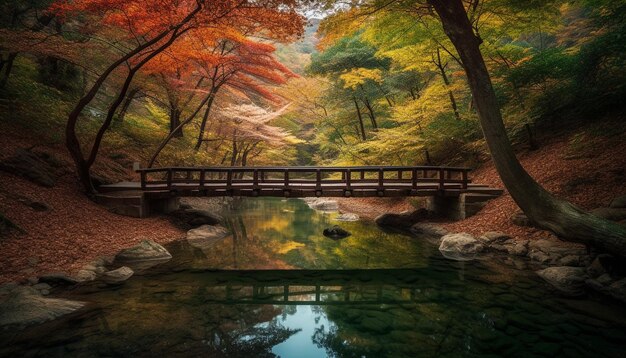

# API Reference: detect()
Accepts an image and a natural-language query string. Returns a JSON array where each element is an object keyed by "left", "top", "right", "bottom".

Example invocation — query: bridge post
[
  {"left": 199, "top": 169, "right": 205, "bottom": 188},
  {"left": 316, "top": 169, "right": 322, "bottom": 197},
  {"left": 166, "top": 169, "right": 172, "bottom": 191},
  {"left": 438, "top": 168, "right": 445, "bottom": 191},
  {"left": 345, "top": 169, "right": 352, "bottom": 197},
  {"left": 226, "top": 169, "right": 233, "bottom": 193},
  {"left": 411, "top": 168, "right": 418, "bottom": 190},
  {"left": 377, "top": 168, "right": 384, "bottom": 196}
]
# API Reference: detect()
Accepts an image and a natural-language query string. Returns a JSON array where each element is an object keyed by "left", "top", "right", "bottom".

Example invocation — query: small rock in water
[
  {"left": 410, "top": 223, "right": 448, "bottom": 238},
  {"left": 438, "top": 233, "right": 483, "bottom": 261},
  {"left": 323, "top": 225, "right": 350, "bottom": 240},
  {"left": 0, "top": 286, "right": 85, "bottom": 330},
  {"left": 101, "top": 266, "right": 134, "bottom": 284},
  {"left": 75, "top": 270, "right": 97, "bottom": 283},
  {"left": 375, "top": 209, "right": 429, "bottom": 228},
  {"left": 536, "top": 266, "right": 587, "bottom": 296},
  {"left": 115, "top": 240, "right": 172, "bottom": 262},
  {"left": 335, "top": 213, "right": 359, "bottom": 222}
]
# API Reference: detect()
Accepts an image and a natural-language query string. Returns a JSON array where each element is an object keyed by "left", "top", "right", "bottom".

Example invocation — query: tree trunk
[
  {"left": 194, "top": 88, "right": 219, "bottom": 150},
  {"left": 434, "top": 47, "right": 461, "bottom": 121},
  {"left": 362, "top": 97, "right": 378, "bottom": 129},
  {"left": 169, "top": 107, "right": 183, "bottom": 138},
  {"left": 148, "top": 90, "right": 215, "bottom": 167},
  {"left": 429, "top": 0, "right": 626, "bottom": 256},
  {"left": 353, "top": 97, "right": 367, "bottom": 141},
  {"left": 0, "top": 52, "right": 17, "bottom": 88},
  {"left": 116, "top": 87, "right": 140, "bottom": 123}
]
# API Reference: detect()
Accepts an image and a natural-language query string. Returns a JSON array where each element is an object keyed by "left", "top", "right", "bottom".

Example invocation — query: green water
[{"left": 2, "top": 198, "right": 626, "bottom": 357}]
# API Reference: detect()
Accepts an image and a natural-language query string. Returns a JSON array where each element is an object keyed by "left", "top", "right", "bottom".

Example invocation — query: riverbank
[{"left": 338, "top": 118, "right": 626, "bottom": 242}]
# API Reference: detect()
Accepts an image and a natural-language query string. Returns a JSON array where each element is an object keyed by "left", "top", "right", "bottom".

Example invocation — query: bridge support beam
[
  {"left": 427, "top": 195, "right": 464, "bottom": 220},
  {"left": 145, "top": 196, "right": 180, "bottom": 216}
]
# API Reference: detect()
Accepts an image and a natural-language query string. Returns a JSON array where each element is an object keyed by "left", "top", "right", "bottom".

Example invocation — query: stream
[{"left": 2, "top": 197, "right": 626, "bottom": 357}]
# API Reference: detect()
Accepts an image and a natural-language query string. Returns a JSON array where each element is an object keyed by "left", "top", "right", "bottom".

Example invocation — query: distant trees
[
  {"left": 307, "top": 0, "right": 626, "bottom": 255},
  {"left": 47, "top": 0, "right": 304, "bottom": 193}
]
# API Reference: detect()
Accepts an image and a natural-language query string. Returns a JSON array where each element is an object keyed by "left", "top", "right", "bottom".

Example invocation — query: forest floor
[
  {"left": 1, "top": 117, "right": 625, "bottom": 284},
  {"left": 0, "top": 123, "right": 185, "bottom": 284},
  {"left": 338, "top": 116, "right": 626, "bottom": 242}
]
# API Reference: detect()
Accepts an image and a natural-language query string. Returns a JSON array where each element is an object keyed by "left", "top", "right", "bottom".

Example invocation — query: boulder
[
  {"left": 586, "top": 254, "right": 616, "bottom": 278},
  {"left": 410, "top": 223, "right": 448, "bottom": 238},
  {"left": 536, "top": 266, "right": 587, "bottom": 296},
  {"left": 605, "top": 278, "right": 626, "bottom": 303},
  {"left": 304, "top": 198, "right": 339, "bottom": 211},
  {"left": 170, "top": 208, "right": 222, "bottom": 228},
  {"left": 75, "top": 269, "right": 97, "bottom": 283},
  {"left": 610, "top": 195, "right": 626, "bottom": 209},
  {"left": 0, "top": 149, "right": 57, "bottom": 187},
  {"left": 590, "top": 208, "right": 626, "bottom": 222},
  {"left": 375, "top": 209, "right": 429, "bottom": 228},
  {"left": 438, "top": 233, "right": 484, "bottom": 261},
  {"left": 478, "top": 232, "right": 512, "bottom": 245},
  {"left": 511, "top": 211, "right": 532, "bottom": 227},
  {"left": 115, "top": 240, "right": 172, "bottom": 262},
  {"left": 323, "top": 225, "right": 350, "bottom": 240},
  {"left": 335, "top": 213, "right": 359, "bottom": 222},
  {"left": 38, "top": 272, "right": 78, "bottom": 286},
  {"left": 186, "top": 225, "right": 230, "bottom": 250},
  {"left": 101, "top": 266, "right": 134, "bottom": 284},
  {"left": 0, "top": 286, "right": 85, "bottom": 329}
]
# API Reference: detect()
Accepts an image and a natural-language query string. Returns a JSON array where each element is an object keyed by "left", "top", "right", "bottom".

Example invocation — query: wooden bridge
[
  {"left": 101, "top": 165, "right": 500, "bottom": 199},
  {"left": 98, "top": 165, "right": 502, "bottom": 218}
]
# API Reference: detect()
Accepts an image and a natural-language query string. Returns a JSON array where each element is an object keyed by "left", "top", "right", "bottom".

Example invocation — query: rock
[
  {"left": 187, "top": 225, "right": 230, "bottom": 250},
  {"left": 586, "top": 254, "right": 616, "bottom": 278},
  {"left": 609, "top": 195, "right": 626, "bottom": 209},
  {"left": 32, "top": 283, "right": 51, "bottom": 292},
  {"left": 28, "top": 201, "right": 50, "bottom": 212},
  {"left": 410, "top": 223, "right": 448, "bottom": 238},
  {"left": 38, "top": 272, "right": 78, "bottom": 286},
  {"left": 375, "top": 209, "right": 429, "bottom": 228},
  {"left": 81, "top": 264, "right": 98, "bottom": 272},
  {"left": 101, "top": 266, "right": 134, "bottom": 284},
  {"left": 75, "top": 269, "right": 96, "bottom": 282},
  {"left": 511, "top": 211, "right": 532, "bottom": 227},
  {"left": 528, "top": 236, "right": 587, "bottom": 260},
  {"left": 606, "top": 278, "right": 626, "bottom": 303},
  {"left": 335, "top": 213, "right": 359, "bottom": 222},
  {"left": 508, "top": 241, "right": 529, "bottom": 257},
  {"left": 170, "top": 208, "right": 222, "bottom": 228},
  {"left": 478, "top": 231, "right": 512, "bottom": 245},
  {"left": 323, "top": 225, "right": 350, "bottom": 240},
  {"left": 590, "top": 207, "right": 626, "bottom": 222},
  {"left": 559, "top": 255, "right": 582, "bottom": 267},
  {"left": 529, "top": 251, "right": 552, "bottom": 264},
  {"left": 596, "top": 273, "right": 613, "bottom": 285},
  {"left": 0, "top": 286, "right": 85, "bottom": 329},
  {"left": 115, "top": 240, "right": 172, "bottom": 262},
  {"left": 438, "top": 233, "right": 484, "bottom": 261},
  {"left": 536, "top": 266, "right": 587, "bottom": 296},
  {"left": 0, "top": 149, "right": 57, "bottom": 187},
  {"left": 304, "top": 198, "right": 339, "bottom": 211}
]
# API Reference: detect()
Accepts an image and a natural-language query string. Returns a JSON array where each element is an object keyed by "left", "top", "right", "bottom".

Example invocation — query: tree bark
[
  {"left": 169, "top": 107, "right": 183, "bottom": 138},
  {"left": 433, "top": 47, "right": 461, "bottom": 121},
  {"left": 0, "top": 52, "right": 17, "bottom": 88},
  {"left": 362, "top": 97, "right": 378, "bottom": 129},
  {"left": 194, "top": 87, "right": 220, "bottom": 150},
  {"left": 353, "top": 97, "right": 367, "bottom": 141},
  {"left": 116, "top": 87, "right": 140, "bottom": 123},
  {"left": 429, "top": 0, "right": 626, "bottom": 256}
]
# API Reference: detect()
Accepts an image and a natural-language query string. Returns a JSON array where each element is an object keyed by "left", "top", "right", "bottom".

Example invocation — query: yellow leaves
[{"left": 339, "top": 68, "right": 383, "bottom": 90}]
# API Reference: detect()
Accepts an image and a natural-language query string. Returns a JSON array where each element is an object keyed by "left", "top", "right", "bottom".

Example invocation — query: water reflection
[{"left": 2, "top": 198, "right": 626, "bottom": 357}]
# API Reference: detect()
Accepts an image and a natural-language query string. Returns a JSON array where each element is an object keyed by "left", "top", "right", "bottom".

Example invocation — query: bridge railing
[{"left": 136, "top": 166, "right": 470, "bottom": 194}]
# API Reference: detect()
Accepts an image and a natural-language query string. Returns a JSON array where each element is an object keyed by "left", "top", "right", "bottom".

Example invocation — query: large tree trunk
[
  {"left": 429, "top": 0, "right": 626, "bottom": 256},
  {"left": 169, "top": 107, "right": 183, "bottom": 138}
]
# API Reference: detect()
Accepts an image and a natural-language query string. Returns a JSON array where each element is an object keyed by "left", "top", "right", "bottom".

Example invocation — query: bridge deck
[{"left": 100, "top": 165, "right": 503, "bottom": 198}]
